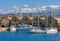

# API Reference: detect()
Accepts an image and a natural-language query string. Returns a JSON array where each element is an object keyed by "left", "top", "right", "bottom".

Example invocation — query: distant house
[
  {"left": 0, "top": 17, "right": 9, "bottom": 28},
  {"left": 0, "top": 15, "right": 21, "bottom": 28},
  {"left": 45, "top": 16, "right": 57, "bottom": 28},
  {"left": 32, "top": 16, "right": 44, "bottom": 27},
  {"left": 22, "top": 13, "right": 45, "bottom": 29},
  {"left": 0, "top": 9, "right": 22, "bottom": 28},
  {"left": 54, "top": 16, "right": 60, "bottom": 27},
  {"left": 10, "top": 16, "right": 20, "bottom": 27},
  {"left": 22, "top": 16, "right": 29, "bottom": 24},
  {"left": 22, "top": 13, "right": 34, "bottom": 25}
]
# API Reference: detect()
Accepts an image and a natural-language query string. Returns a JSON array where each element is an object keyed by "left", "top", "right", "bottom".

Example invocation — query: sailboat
[
  {"left": 46, "top": 28, "right": 58, "bottom": 34},
  {"left": 46, "top": 10, "right": 58, "bottom": 34},
  {"left": 30, "top": 27, "right": 46, "bottom": 34}
]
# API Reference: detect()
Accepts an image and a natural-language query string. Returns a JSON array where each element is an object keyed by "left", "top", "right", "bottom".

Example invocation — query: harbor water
[{"left": 0, "top": 32, "right": 60, "bottom": 41}]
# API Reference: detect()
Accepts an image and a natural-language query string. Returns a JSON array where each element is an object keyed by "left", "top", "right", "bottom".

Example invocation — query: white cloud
[
  {"left": 0, "top": 9, "right": 3, "bottom": 12},
  {"left": 13, "top": 5, "right": 17, "bottom": 9},
  {"left": 24, "top": 4, "right": 29, "bottom": 7},
  {"left": 49, "top": 5, "right": 60, "bottom": 9},
  {"left": 21, "top": 8, "right": 32, "bottom": 13},
  {"left": 0, "top": 9, "right": 7, "bottom": 14},
  {"left": 41, "top": 6, "right": 47, "bottom": 9},
  {"left": 21, "top": 8, "right": 38, "bottom": 13},
  {"left": 0, "top": 5, "right": 60, "bottom": 14}
]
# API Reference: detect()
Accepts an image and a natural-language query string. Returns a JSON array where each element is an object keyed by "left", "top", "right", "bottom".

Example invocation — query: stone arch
[{"left": 0, "top": 18, "right": 9, "bottom": 27}]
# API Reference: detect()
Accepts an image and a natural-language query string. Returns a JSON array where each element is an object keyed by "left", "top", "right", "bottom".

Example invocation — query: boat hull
[
  {"left": 29, "top": 29, "right": 46, "bottom": 34},
  {"left": 46, "top": 29, "right": 58, "bottom": 34}
]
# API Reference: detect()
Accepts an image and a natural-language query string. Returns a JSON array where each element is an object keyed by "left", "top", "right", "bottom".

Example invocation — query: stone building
[
  {"left": 54, "top": 16, "right": 60, "bottom": 27},
  {"left": 0, "top": 8, "right": 58, "bottom": 29},
  {"left": 22, "top": 13, "right": 45, "bottom": 29},
  {"left": 0, "top": 9, "right": 22, "bottom": 28},
  {"left": 0, "top": 17, "right": 9, "bottom": 27},
  {"left": 45, "top": 16, "right": 57, "bottom": 28}
]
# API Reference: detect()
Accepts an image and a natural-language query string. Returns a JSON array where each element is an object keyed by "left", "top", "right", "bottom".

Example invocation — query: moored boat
[
  {"left": 30, "top": 27, "right": 46, "bottom": 34},
  {"left": 46, "top": 28, "right": 58, "bottom": 34},
  {"left": 16, "top": 24, "right": 32, "bottom": 32},
  {"left": 10, "top": 25, "right": 16, "bottom": 32}
]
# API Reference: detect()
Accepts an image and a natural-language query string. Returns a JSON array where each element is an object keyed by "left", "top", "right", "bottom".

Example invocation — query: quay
[{"left": 0, "top": 27, "right": 8, "bottom": 32}]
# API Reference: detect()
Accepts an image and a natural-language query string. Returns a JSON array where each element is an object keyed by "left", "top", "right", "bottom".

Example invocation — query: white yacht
[
  {"left": 30, "top": 27, "right": 46, "bottom": 34},
  {"left": 10, "top": 25, "right": 16, "bottom": 32},
  {"left": 17, "top": 24, "right": 32, "bottom": 32},
  {"left": 46, "top": 28, "right": 58, "bottom": 34}
]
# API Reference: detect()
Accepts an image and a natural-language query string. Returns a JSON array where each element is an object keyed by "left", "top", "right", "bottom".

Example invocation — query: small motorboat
[
  {"left": 30, "top": 27, "right": 46, "bottom": 34},
  {"left": 16, "top": 25, "right": 32, "bottom": 32},
  {"left": 46, "top": 28, "right": 58, "bottom": 34},
  {"left": 10, "top": 25, "right": 16, "bottom": 32}
]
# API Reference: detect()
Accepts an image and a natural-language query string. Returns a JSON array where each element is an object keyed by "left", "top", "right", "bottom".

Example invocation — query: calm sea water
[{"left": 0, "top": 32, "right": 60, "bottom": 41}]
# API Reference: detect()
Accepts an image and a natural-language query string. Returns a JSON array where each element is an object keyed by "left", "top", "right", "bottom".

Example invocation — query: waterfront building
[
  {"left": 45, "top": 16, "right": 57, "bottom": 28},
  {"left": 54, "top": 16, "right": 60, "bottom": 27},
  {"left": 0, "top": 17, "right": 9, "bottom": 27},
  {"left": 0, "top": 8, "right": 59, "bottom": 29},
  {"left": 22, "top": 13, "right": 34, "bottom": 26},
  {"left": 0, "top": 9, "right": 22, "bottom": 28},
  {"left": 22, "top": 13, "right": 45, "bottom": 29}
]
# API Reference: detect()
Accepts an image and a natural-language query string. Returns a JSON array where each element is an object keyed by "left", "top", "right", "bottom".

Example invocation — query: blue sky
[{"left": 0, "top": 0, "right": 60, "bottom": 9}]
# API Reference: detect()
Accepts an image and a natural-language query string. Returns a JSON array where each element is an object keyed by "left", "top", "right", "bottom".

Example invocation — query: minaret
[{"left": 17, "top": 8, "right": 22, "bottom": 20}]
